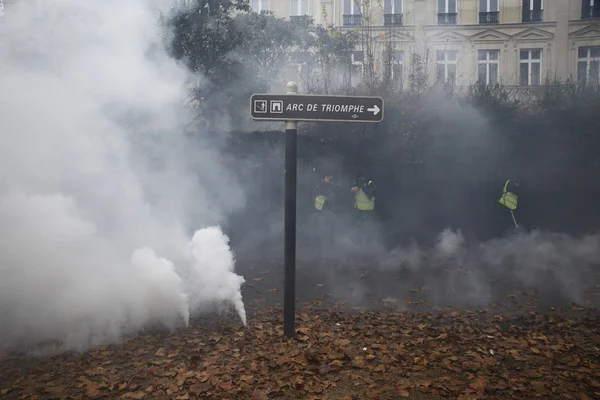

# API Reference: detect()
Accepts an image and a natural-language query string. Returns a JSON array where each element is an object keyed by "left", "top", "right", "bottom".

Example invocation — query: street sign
[
  {"left": 250, "top": 83, "right": 385, "bottom": 339},
  {"left": 250, "top": 94, "right": 384, "bottom": 123}
]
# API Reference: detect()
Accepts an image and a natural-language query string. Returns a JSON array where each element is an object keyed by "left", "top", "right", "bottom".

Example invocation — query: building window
[
  {"left": 478, "top": 50, "right": 499, "bottom": 85},
  {"left": 519, "top": 49, "right": 542, "bottom": 86},
  {"left": 582, "top": 0, "right": 600, "bottom": 19},
  {"left": 351, "top": 51, "right": 364, "bottom": 65},
  {"left": 578, "top": 46, "right": 600, "bottom": 86},
  {"left": 438, "top": 0, "right": 457, "bottom": 25},
  {"left": 383, "top": 50, "right": 404, "bottom": 83},
  {"left": 479, "top": 0, "right": 499, "bottom": 24},
  {"left": 350, "top": 51, "right": 364, "bottom": 81},
  {"left": 436, "top": 50, "right": 458, "bottom": 83},
  {"left": 290, "top": 0, "right": 308, "bottom": 16},
  {"left": 250, "top": 0, "right": 268, "bottom": 13},
  {"left": 522, "top": 0, "right": 543, "bottom": 22},
  {"left": 384, "top": 0, "right": 403, "bottom": 26},
  {"left": 344, "top": 0, "right": 362, "bottom": 26}
]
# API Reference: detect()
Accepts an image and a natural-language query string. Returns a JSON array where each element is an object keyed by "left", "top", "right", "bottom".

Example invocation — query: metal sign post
[
  {"left": 249, "top": 83, "right": 385, "bottom": 338},
  {"left": 283, "top": 82, "right": 298, "bottom": 338}
]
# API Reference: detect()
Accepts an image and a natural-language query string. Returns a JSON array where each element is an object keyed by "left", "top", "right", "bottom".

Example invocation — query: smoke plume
[{"left": 0, "top": 0, "right": 246, "bottom": 352}]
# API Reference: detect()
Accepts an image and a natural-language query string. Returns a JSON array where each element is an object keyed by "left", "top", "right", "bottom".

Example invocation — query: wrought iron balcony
[
  {"left": 290, "top": 15, "right": 310, "bottom": 23},
  {"left": 523, "top": 9, "right": 543, "bottom": 22},
  {"left": 343, "top": 14, "right": 362, "bottom": 26},
  {"left": 384, "top": 13, "right": 403, "bottom": 26},
  {"left": 437, "top": 13, "right": 457, "bottom": 25},
  {"left": 582, "top": 4, "right": 600, "bottom": 19},
  {"left": 479, "top": 11, "right": 499, "bottom": 24}
]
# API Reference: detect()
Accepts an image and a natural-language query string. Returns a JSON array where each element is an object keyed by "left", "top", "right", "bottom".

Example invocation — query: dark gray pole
[{"left": 284, "top": 81, "right": 298, "bottom": 338}]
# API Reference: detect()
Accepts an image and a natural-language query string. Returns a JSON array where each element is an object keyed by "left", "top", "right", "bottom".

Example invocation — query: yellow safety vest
[
  {"left": 498, "top": 180, "right": 518, "bottom": 210},
  {"left": 354, "top": 182, "right": 375, "bottom": 211},
  {"left": 315, "top": 195, "right": 326, "bottom": 210}
]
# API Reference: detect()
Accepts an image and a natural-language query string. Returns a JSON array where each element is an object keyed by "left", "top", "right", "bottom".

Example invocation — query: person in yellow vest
[
  {"left": 314, "top": 174, "right": 337, "bottom": 212},
  {"left": 351, "top": 172, "right": 376, "bottom": 214},
  {"left": 498, "top": 177, "right": 520, "bottom": 229},
  {"left": 312, "top": 174, "right": 340, "bottom": 242}
]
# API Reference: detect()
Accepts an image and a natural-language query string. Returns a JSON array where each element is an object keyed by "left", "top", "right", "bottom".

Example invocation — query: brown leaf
[
  {"left": 530, "top": 381, "right": 548, "bottom": 394},
  {"left": 208, "top": 335, "right": 222, "bottom": 343},
  {"left": 86, "top": 384, "right": 102, "bottom": 398},
  {"left": 154, "top": 348, "right": 166, "bottom": 357},
  {"left": 120, "top": 392, "right": 146, "bottom": 399},
  {"left": 470, "top": 377, "right": 487, "bottom": 392},
  {"left": 220, "top": 381, "right": 233, "bottom": 392},
  {"left": 374, "top": 364, "right": 386, "bottom": 372},
  {"left": 568, "top": 355, "right": 581, "bottom": 367},
  {"left": 194, "top": 372, "right": 210, "bottom": 383},
  {"left": 251, "top": 391, "right": 269, "bottom": 400},
  {"left": 366, "top": 389, "right": 384, "bottom": 398},
  {"left": 175, "top": 394, "right": 190, "bottom": 400},
  {"left": 330, "top": 359, "right": 344, "bottom": 367},
  {"left": 461, "top": 361, "right": 481, "bottom": 371},
  {"left": 45, "top": 385, "right": 70, "bottom": 393},
  {"left": 293, "top": 353, "right": 307, "bottom": 365},
  {"left": 352, "top": 356, "right": 365, "bottom": 368},
  {"left": 398, "top": 390, "right": 410, "bottom": 397}
]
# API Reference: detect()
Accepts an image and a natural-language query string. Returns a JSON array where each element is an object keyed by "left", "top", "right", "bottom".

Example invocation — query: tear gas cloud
[
  {"left": 0, "top": 0, "right": 247, "bottom": 353},
  {"left": 229, "top": 90, "right": 600, "bottom": 309}
]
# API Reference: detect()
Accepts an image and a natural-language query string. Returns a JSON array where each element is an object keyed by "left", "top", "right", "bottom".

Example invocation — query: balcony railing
[
  {"left": 479, "top": 11, "right": 499, "bottom": 24},
  {"left": 384, "top": 13, "right": 403, "bottom": 26},
  {"left": 289, "top": 15, "right": 310, "bottom": 23},
  {"left": 343, "top": 14, "right": 362, "bottom": 26},
  {"left": 582, "top": 4, "right": 600, "bottom": 19},
  {"left": 437, "top": 13, "right": 457, "bottom": 25},
  {"left": 523, "top": 9, "right": 544, "bottom": 22}
]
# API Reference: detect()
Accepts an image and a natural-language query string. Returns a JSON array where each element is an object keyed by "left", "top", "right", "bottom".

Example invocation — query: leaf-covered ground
[{"left": 1, "top": 304, "right": 599, "bottom": 400}]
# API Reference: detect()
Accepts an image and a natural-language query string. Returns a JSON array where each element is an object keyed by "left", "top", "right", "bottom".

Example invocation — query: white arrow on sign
[{"left": 367, "top": 105, "right": 380, "bottom": 115}]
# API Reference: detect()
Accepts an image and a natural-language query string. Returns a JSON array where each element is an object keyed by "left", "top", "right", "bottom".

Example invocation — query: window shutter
[{"left": 522, "top": 0, "right": 530, "bottom": 21}]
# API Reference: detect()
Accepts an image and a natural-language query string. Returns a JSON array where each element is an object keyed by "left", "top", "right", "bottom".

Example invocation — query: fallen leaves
[
  {"left": 120, "top": 391, "right": 146, "bottom": 399},
  {"left": 0, "top": 307, "right": 599, "bottom": 400}
]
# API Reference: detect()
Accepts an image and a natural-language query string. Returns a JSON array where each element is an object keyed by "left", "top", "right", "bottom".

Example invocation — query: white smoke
[
  {"left": 185, "top": 227, "right": 247, "bottom": 326},
  {"left": 0, "top": 0, "right": 246, "bottom": 352},
  {"left": 379, "top": 228, "right": 600, "bottom": 305}
]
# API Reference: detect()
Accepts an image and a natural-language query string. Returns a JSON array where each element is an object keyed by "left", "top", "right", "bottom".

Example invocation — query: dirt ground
[
  {"left": 1, "top": 301, "right": 600, "bottom": 399},
  {"left": 1, "top": 249, "right": 600, "bottom": 399}
]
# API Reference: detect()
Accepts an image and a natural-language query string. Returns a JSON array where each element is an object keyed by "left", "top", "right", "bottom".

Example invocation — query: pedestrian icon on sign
[
  {"left": 271, "top": 100, "right": 283, "bottom": 113},
  {"left": 254, "top": 100, "right": 267, "bottom": 113}
]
